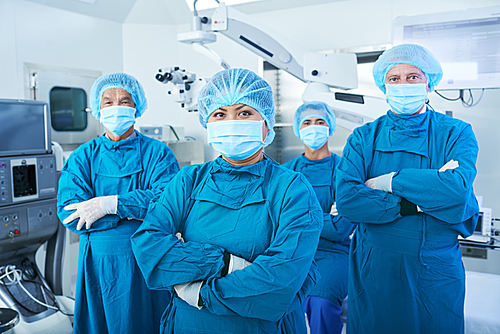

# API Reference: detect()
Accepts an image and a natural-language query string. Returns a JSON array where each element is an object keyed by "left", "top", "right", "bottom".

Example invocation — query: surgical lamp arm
[{"left": 206, "top": 3, "right": 358, "bottom": 90}]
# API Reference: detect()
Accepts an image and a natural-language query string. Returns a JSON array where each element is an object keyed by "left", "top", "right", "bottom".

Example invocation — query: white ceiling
[
  {"left": 23, "top": 0, "right": 350, "bottom": 24},
  {"left": 23, "top": 0, "right": 138, "bottom": 23}
]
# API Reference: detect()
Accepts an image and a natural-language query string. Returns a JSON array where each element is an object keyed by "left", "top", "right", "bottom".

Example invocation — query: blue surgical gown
[
  {"left": 335, "top": 110, "right": 479, "bottom": 334},
  {"left": 57, "top": 131, "right": 180, "bottom": 334},
  {"left": 131, "top": 156, "right": 323, "bottom": 334},
  {"left": 283, "top": 154, "right": 354, "bottom": 307}
]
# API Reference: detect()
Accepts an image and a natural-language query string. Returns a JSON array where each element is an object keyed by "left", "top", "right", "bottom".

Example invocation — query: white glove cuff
[
  {"left": 330, "top": 203, "right": 338, "bottom": 216},
  {"left": 382, "top": 172, "right": 396, "bottom": 193},
  {"left": 228, "top": 254, "right": 252, "bottom": 274},
  {"left": 183, "top": 281, "right": 203, "bottom": 310},
  {"left": 101, "top": 195, "right": 118, "bottom": 215},
  {"left": 439, "top": 159, "right": 459, "bottom": 172}
]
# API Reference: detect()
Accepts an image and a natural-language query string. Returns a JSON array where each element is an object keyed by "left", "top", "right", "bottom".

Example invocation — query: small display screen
[
  {"left": 475, "top": 212, "right": 483, "bottom": 233},
  {"left": 13, "top": 165, "right": 37, "bottom": 198},
  {"left": 0, "top": 101, "right": 47, "bottom": 155}
]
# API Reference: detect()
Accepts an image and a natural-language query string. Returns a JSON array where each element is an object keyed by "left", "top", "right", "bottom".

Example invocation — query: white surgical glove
[
  {"left": 174, "top": 281, "right": 203, "bottom": 310},
  {"left": 365, "top": 172, "right": 396, "bottom": 193},
  {"left": 330, "top": 203, "right": 338, "bottom": 216},
  {"left": 63, "top": 195, "right": 118, "bottom": 230},
  {"left": 439, "top": 160, "right": 459, "bottom": 172},
  {"left": 175, "top": 232, "right": 185, "bottom": 242},
  {"left": 228, "top": 254, "right": 252, "bottom": 274}
]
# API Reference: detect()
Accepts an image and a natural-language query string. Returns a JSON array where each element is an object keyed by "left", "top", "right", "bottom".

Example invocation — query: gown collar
[
  {"left": 299, "top": 153, "right": 334, "bottom": 166},
  {"left": 97, "top": 131, "right": 143, "bottom": 177},
  {"left": 375, "top": 109, "right": 431, "bottom": 157},
  {"left": 190, "top": 157, "right": 271, "bottom": 209},
  {"left": 211, "top": 156, "right": 272, "bottom": 177}
]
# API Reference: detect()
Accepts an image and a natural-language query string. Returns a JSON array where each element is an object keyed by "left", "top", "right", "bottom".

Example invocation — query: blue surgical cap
[
  {"left": 293, "top": 101, "right": 336, "bottom": 137},
  {"left": 373, "top": 44, "right": 443, "bottom": 93},
  {"left": 90, "top": 72, "right": 148, "bottom": 120},
  {"left": 197, "top": 68, "right": 275, "bottom": 145}
]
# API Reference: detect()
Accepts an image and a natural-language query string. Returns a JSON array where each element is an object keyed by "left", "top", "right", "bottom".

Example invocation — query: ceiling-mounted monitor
[{"left": 393, "top": 5, "right": 500, "bottom": 90}]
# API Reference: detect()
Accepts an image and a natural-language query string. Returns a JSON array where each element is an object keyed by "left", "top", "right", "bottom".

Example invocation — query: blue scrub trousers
[{"left": 304, "top": 296, "right": 343, "bottom": 334}]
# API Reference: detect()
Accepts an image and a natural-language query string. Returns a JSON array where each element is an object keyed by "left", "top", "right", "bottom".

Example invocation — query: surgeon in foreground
[
  {"left": 283, "top": 101, "right": 354, "bottom": 334},
  {"left": 335, "top": 44, "right": 479, "bottom": 334},
  {"left": 57, "top": 73, "right": 180, "bottom": 333},
  {"left": 131, "top": 68, "right": 323, "bottom": 333}
]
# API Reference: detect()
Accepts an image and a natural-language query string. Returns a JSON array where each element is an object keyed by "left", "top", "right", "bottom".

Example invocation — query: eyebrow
[{"left": 218, "top": 105, "right": 249, "bottom": 111}]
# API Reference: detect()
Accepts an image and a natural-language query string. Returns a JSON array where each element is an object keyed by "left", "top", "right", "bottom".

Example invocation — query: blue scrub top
[
  {"left": 336, "top": 109, "right": 479, "bottom": 334},
  {"left": 131, "top": 156, "right": 323, "bottom": 334},
  {"left": 283, "top": 154, "right": 354, "bottom": 251},
  {"left": 57, "top": 131, "right": 180, "bottom": 334}
]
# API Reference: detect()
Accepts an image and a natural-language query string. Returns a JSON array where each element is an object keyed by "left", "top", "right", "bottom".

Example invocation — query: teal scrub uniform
[
  {"left": 284, "top": 154, "right": 355, "bottom": 334},
  {"left": 57, "top": 131, "right": 180, "bottom": 334},
  {"left": 131, "top": 157, "right": 323, "bottom": 334},
  {"left": 335, "top": 110, "right": 479, "bottom": 334}
]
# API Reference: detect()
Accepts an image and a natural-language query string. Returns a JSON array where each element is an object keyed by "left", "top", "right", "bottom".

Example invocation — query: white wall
[
  {"left": 0, "top": 0, "right": 124, "bottom": 100},
  {"left": 0, "top": 0, "right": 19, "bottom": 99}
]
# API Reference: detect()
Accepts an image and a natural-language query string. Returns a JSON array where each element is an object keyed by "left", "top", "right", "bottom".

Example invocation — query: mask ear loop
[
  {"left": 425, "top": 100, "right": 435, "bottom": 111},
  {"left": 262, "top": 152, "right": 279, "bottom": 165}
]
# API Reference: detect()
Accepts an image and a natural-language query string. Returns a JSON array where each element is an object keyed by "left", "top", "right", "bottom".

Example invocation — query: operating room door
[{"left": 24, "top": 63, "right": 103, "bottom": 150}]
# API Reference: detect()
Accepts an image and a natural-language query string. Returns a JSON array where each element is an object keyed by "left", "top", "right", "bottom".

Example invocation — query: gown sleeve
[
  {"left": 321, "top": 214, "right": 355, "bottom": 242},
  {"left": 131, "top": 169, "right": 228, "bottom": 289},
  {"left": 116, "top": 147, "right": 180, "bottom": 220},
  {"left": 56, "top": 147, "right": 120, "bottom": 234},
  {"left": 321, "top": 155, "right": 355, "bottom": 241},
  {"left": 391, "top": 123, "right": 479, "bottom": 223},
  {"left": 199, "top": 175, "right": 323, "bottom": 322},
  {"left": 336, "top": 130, "right": 403, "bottom": 224}
]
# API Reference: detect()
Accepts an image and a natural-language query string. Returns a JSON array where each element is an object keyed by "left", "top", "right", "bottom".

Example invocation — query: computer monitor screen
[
  {"left": 475, "top": 212, "right": 483, "bottom": 233},
  {"left": 0, "top": 99, "right": 50, "bottom": 156},
  {"left": 393, "top": 5, "right": 500, "bottom": 90}
]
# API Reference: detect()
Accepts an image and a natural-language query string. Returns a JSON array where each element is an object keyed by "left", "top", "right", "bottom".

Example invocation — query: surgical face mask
[
  {"left": 207, "top": 120, "right": 265, "bottom": 161},
  {"left": 100, "top": 106, "right": 136, "bottom": 136},
  {"left": 385, "top": 83, "right": 428, "bottom": 115},
  {"left": 299, "top": 125, "right": 329, "bottom": 150}
]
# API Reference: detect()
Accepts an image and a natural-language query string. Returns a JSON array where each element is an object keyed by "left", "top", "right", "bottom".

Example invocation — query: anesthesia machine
[{"left": 0, "top": 99, "right": 72, "bottom": 333}]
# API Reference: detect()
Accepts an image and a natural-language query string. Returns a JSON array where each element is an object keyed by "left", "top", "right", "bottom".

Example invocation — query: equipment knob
[{"left": 155, "top": 73, "right": 165, "bottom": 82}]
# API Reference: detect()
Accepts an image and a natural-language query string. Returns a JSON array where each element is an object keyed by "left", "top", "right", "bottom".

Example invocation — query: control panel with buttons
[{"left": 0, "top": 198, "right": 58, "bottom": 256}]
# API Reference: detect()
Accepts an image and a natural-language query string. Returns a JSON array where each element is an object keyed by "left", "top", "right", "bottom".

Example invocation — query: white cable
[
  {"left": 0, "top": 265, "right": 58, "bottom": 311},
  {"left": 462, "top": 89, "right": 485, "bottom": 108},
  {"left": 18, "top": 280, "right": 58, "bottom": 310}
]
